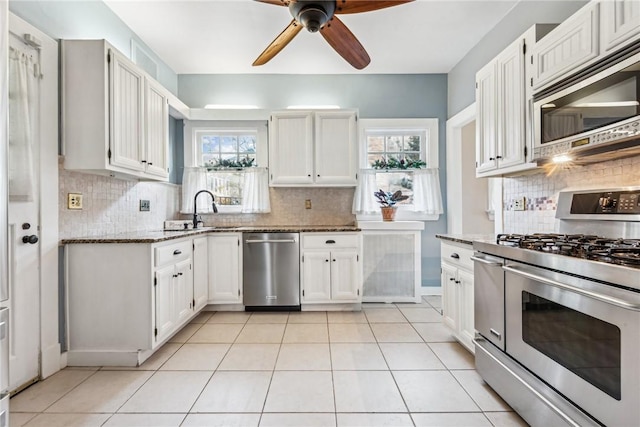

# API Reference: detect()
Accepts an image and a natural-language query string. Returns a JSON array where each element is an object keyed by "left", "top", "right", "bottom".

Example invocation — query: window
[
  {"left": 184, "top": 121, "right": 268, "bottom": 213},
  {"left": 357, "top": 119, "right": 440, "bottom": 220}
]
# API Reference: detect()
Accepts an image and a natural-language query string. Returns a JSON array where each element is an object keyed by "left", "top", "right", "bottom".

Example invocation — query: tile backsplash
[
  {"left": 58, "top": 159, "right": 181, "bottom": 239},
  {"left": 59, "top": 158, "right": 356, "bottom": 239},
  {"left": 502, "top": 154, "right": 640, "bottom": 234}
]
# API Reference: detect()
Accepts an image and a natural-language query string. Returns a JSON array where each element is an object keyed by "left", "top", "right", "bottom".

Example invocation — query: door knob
[{"left": 22, "top": 235, "right": 39, "bottom": 244}]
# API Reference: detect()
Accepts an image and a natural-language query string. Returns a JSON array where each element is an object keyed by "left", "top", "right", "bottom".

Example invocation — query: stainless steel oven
[
  {"left": 474, "top": 187, "right": 640, "bottom": 427},
  {"left": 504, "top": 261, "right": 640, "bottom": 427}
]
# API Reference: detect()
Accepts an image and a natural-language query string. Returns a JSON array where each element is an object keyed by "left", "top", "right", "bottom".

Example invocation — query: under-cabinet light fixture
[
  {"left": 552, "top": 154, "right": 573, "bottom": 163},
  {"left": 286, "top": 105, "right": 340, "bottom": 110},
  {"left": 204, "top": 104, "right": 260, "bottom": 109}
]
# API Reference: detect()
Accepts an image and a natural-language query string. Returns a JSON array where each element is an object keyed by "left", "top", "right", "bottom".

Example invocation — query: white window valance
[{"left": 181, "top": 167, "right": 270, "bottom": 214}]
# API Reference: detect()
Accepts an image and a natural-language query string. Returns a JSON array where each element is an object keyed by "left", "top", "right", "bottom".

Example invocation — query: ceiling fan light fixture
[{"left": 298, "top": 7, "right": 328, "bottom": 32}]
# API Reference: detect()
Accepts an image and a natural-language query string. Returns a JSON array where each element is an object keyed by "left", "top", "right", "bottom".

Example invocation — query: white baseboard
[{"left": 421, "top": 287, "right": 442, "bottom": 296}]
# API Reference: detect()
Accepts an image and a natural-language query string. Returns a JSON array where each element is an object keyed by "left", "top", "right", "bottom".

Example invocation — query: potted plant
[{"left": 374, "top": 189, "right": 409, "bottom": 221}]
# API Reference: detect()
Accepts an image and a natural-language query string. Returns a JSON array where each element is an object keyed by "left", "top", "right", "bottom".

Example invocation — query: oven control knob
[{"left": 599, "top": 196, "right": 614, "bottom": 209}]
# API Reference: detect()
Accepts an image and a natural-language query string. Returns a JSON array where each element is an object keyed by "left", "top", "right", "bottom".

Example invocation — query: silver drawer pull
[
  {"left": 470, "top": 255, "right": 502, "bottom": 266},
  {"left": 245, "top": 239, "right": 296, "bottom": 244},
  {"left": 450, "top": 253, "right": 460, "bottom": 259},
  {"left": 490, "top": 328, "right": 502, "bottom": 340}
]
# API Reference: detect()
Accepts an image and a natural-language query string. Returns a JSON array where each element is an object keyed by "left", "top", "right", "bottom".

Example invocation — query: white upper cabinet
[
  {"left": 601, "top": 0, "right": 640, "bottom": 52},
  {"left": 62, "top": 40, "right": 170, "bottom": 181},
  {"left": 475, "top": 25, "right": 552, "bottom": 177},
  {"left": 531, "top": 2, "right": 599, "bottom": 92},
  {"left": 269, "top": 110, "right": 358, "bottom": 187}
]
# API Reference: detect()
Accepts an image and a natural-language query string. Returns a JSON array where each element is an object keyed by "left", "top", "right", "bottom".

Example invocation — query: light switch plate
[
  {"left": 67, "top": 193, "right": 83, "bottom": 210},
  {"left": 513, "top": 197, "right": 526, "bottom": 211},
  {"left": 140, "top": 200, "right": 150, "bottom": 211}
]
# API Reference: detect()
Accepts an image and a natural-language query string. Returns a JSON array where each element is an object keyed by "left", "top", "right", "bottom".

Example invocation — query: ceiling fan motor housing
[{"left": 289, "top": 0, "right": 336, "bottom": 33}]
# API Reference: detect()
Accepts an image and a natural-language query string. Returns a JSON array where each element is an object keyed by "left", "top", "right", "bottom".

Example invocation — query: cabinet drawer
[
  {"left": 155, "top": 240, "right": 191, "bottom": 267},
  {"left": 302, "top": 233, "right": 359, "bottom": 249},
  {"left": 440, "top": 242, "right": 474, "bottom": 270}
]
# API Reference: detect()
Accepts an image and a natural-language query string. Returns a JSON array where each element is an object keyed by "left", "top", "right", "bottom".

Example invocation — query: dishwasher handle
[{"left": 245, "top": 239, "right": 297, "bottom": 244}]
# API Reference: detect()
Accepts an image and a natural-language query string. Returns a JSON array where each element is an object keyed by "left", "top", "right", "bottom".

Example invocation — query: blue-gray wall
[
  {"left": 447, "top": 0, "right": 588, "bottom": 118},
  {"left": 9, "top": 0, "right": 178, "bottom": 94},
  {"left": 180, "top": 74, "right": 448, "bottom": 287}
]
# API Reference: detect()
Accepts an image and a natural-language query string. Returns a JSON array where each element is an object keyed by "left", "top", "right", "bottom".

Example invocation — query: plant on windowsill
[
  {"left": 370, "top": 156, "right": 426, "bottom": 170},
  {"left": 374, "top": 189, "right": 409, "bottom": 222},
  {"left": 206, "top": 157, "right": 255, "bottom": 171}
]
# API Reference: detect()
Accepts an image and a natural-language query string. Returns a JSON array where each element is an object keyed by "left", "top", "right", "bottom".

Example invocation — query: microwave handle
[{"left": 528, "top": 98, "right": 534, "bottom": 161}]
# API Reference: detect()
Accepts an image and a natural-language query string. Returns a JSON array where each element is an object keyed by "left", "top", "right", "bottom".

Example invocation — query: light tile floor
[{"left": 11, "top": 297, "right": 528, "bottom": 427}]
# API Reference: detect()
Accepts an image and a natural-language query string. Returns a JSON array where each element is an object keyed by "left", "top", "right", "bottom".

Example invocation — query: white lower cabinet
[
  {"left": 192, "top": 236, "right": 209, "bottom": 311},
  {"left": 207, "top": 233, "right": 242, "bottom": 304},
  {"left": 440, "top": 241, "right": 475, "bottom": 353},
  {"left": 300, "top": 233, "right": 362, "bottom": 306},
  {"left": 66, "top": 236, "right": 202, "bottom": 366}
]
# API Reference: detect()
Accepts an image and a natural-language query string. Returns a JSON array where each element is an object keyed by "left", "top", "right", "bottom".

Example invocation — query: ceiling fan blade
[
  {"left": 253, "top": 20, "right": 303, "bottom": 66},
  {"left": 320, "top": 15, "right": 370, "bottom": 69},
  {"left": 335, "top": 0, "right": 414, "bottom": 14},
  {"left": 254, "top": 0, "right": 295, "bottom": 6}
]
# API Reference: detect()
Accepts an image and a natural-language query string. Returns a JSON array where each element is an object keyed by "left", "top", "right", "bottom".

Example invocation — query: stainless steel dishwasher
[{"left": 242, "top": 232, "right": 300, "bottom": 310}]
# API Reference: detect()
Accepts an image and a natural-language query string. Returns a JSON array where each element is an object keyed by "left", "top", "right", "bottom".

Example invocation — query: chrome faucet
[{"left": 193, "top": 190, "right": 218, "bottom": 228}]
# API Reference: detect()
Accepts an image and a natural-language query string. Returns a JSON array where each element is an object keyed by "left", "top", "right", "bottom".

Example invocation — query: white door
[
  {"left": 154, "top": 265, "right": 175, "bottom": 344},
  {"left": 314, "top": 111, "right": 358, "bottom": 185},
  {"left": 207, "top": 235, "right": 241, "bottom": 303},
  {"left": 7, "top": 31, "right": 41, "bottom": 392},
  {"left": 192, "top": 237, "right": 209, "bottom": 311},
  {"left": 144, "top": 79, "right": 169, "bottom": 178},
  {"left": 301, "top": 251, "right": 331, "bottom": 303},
  {"left": 268, "top": 111, "right": 314, "bottom": 185},
  {"left": 330, "top": 250, "right": 359, "bottom": 301}
]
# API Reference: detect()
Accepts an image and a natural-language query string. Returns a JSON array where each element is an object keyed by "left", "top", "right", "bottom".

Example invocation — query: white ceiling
[{"left": 104, "top": 0, "right": 521, "bottom": 75}]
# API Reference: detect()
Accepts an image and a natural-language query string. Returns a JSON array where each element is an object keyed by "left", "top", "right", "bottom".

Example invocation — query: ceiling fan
[{"left": 253, "top": 0, "right": 414, "bottom": 70}]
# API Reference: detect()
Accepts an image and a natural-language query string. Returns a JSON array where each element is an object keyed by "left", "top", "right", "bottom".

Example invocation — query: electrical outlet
[
  {"left": 305, "top": 199, "right": 312, "bottom": 209},
  {"left": 67, "top": 193, "right": 83, "bottom": 210},
  {"left": 140, "top": 200, "right": 150, "bottom": 211},
  {"left": 514, "top": 197, "right": 526, "bottom": 211}
]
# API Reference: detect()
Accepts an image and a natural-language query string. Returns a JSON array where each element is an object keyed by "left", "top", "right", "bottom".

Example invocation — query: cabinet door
[
  {"left": 475, "top": 61, "right": 498, "bottom": 174},
  {"left": 193, "top": 237, "right": 209, "bottom": 311},
  {"left": 531, "top": 2, "right": 599, "bottom": 91},
  {"left": 301, "top": 251, "right": 331, "bottom": 303},
  {"left": 441, "top": 262, "right": 459, "bottom": 332},
  {"left": 457, "top": 269, "right": 475, "bottom": 350},
  {"left": 208, "top": 235, "right": 241, "bottom": 303},
  {"left": 496, "top": 37, "right": 526, "bottom": 169},
  {"left": 174, "top": 258, "right": 193, "bottom": 324},
  {"left": 109, "top": 49, "right": 145, "bottom": 171},
  {"left": 314, "top": 111, "right": 357, "bottom": 186},
  {"left": 601, "top": 0, "right": 640, "bottom": 52},
  {"left": 330, "top": 250, "right": 360, "bottom": 301},
  {"left": 144, "top": 79, "right": 169, "bottom": 178},
  {"left": 269, "top": 111, "right": 314, "bottom": 185},
  {"left": 155, "top": 265, "right": 175, "bottom": 343}
]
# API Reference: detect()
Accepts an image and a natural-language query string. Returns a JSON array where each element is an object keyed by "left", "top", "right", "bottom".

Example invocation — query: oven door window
[
  {"left": 540, "top": 69, "right": 640, "bottom": 143},
  {"left": 521, "top": 291, "right": 621, "bottom": 400}
]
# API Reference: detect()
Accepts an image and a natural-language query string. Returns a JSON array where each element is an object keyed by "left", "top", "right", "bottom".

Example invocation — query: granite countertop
[
  {"left": 435, "top": 234, "right": 496, "bottom": 246},
  {"left": 62, "top": 225, "right": 361, "bottom": 244}
]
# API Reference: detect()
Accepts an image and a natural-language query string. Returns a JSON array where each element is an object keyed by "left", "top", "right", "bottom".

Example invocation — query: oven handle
[
  {"left": 470, "top": 255, "right": 503, "bottom": 266},
  {"left": 503, "top": 264, "right": 640, "bottom": 311}
]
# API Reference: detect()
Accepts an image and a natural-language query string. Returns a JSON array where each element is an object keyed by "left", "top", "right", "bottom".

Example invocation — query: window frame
[
  {"left": 358, "top": 118, "right": 440, "bottom": 221},
  {"left": 185, "top": 120, "right": 268, "bottom": 214}
]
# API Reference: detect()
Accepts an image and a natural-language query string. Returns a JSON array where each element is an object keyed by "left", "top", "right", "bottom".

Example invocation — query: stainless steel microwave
[{"left": 533, "top": 47, "right": 640, "bottom": 164}]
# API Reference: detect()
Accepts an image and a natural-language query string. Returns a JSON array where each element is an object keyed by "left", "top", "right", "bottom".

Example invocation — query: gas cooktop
[{"left": 497, "top": 233, "right": 640, "bottom": 267}]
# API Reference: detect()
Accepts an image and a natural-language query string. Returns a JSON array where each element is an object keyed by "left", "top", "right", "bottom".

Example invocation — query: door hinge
[
  {"left": 524, "top": 146, "right": 528, "bottom": 158},
  {"left": 238, "top": 238, "right": 240, "bottom": 246},
  {"left": 193, "top": 242, "right": 195, "bottom": 250},
  {"left": 154, "top": 277, "right": 157, "bottom": 286},
  {"left": 357, "top": 289, "right": 360, "bottom": 296},
  {"left": 154, "top": 327, "right": 157, "bottom": 337},
  {"left": 107, "top": 52, "right": 111, "bottom": 63},
  {"left": 107, "top": 148, "right": 112, "bottom": 159},
  {"left": 357, "top": 255, "right": 359, "bottom": 262},
  {"left": 302, "top": 289, "right": 305, "bottom": 297},
  {"left": 530, "top": 77, "right": 533, "bottom": 87},
  {"left": 475, "top": 161, "right": 478, "bottom": 168},
  {"left": 522, "top": 41, "right": 526, "bottom": 55},
  {"left": 238, "top": 289, "right": 241, "bottom": 297},
  {"left": 192, "top": 299, "right": 195, "bottom": 308},
  {"left": 355, "top": 173, "right": 358, "bottom": 180},
  {"left": 302, "top": 255, "right": 304, "bottom": 262}
]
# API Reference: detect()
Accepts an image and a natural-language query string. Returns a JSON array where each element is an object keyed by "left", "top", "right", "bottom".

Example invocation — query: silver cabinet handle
[
  {"left": 470, "top": 255, "right": 502, "bottom": 266},
  {"left": 490, "top": 328, "right": 502, "bottom": 340},
  {"left": 450, "top": 253, "right": 460, "bottom": 259},
  {"left": 502, "top": 264, "right": 640, "bottom": 311},
  {"left": 245, "top": 239, "right": 297, "bottom": 244}
]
